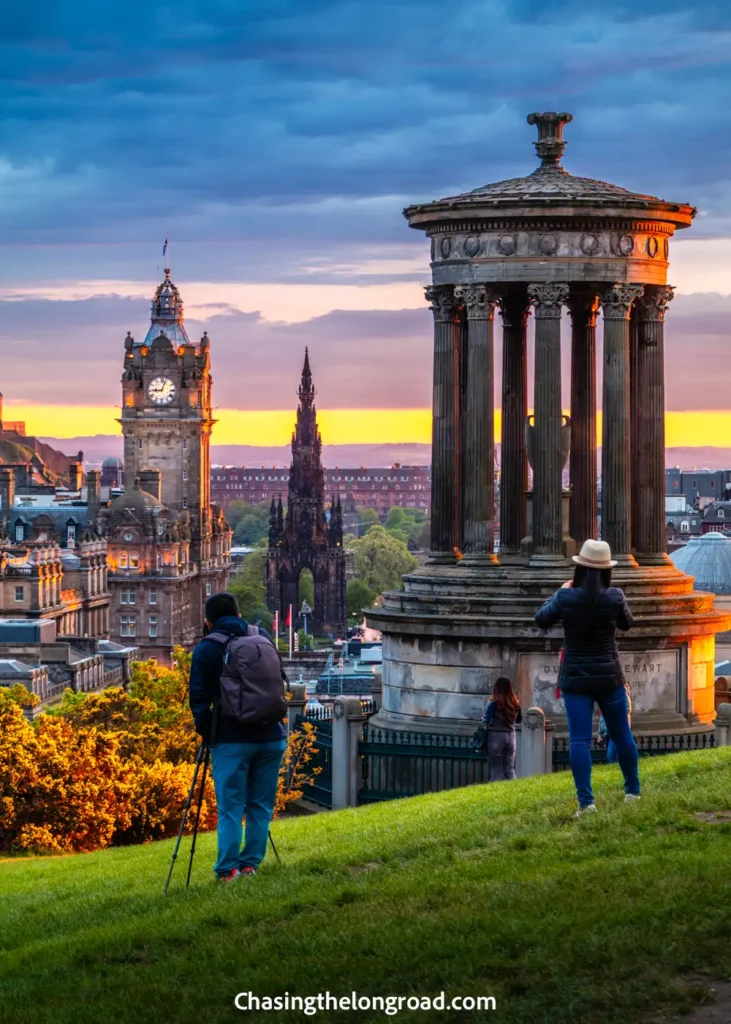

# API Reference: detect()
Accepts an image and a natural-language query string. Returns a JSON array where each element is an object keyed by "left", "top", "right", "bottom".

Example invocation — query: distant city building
[
  {"left": 101, "top": 456, "right": 124, "bottom": 488},
  {"left": 212, "top": 464, "right": 431, "bottom": 516},
  {"left": 701, "top": 501, "right": 731, "bottom": 535},
  {"left": 666, "top": 468, "right": 731, "bottom": 509},
  {"left": 0, "top": 392, "right": 26, "bottom": 436}
]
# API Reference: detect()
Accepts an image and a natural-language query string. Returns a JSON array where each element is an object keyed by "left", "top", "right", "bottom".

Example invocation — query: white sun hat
[{"left": 571, "top": 539, "right": 617, "bottom": 569}]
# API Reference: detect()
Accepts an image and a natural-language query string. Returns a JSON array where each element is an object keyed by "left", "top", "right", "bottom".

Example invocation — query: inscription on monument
[{"left": 521, "top": 650, "right": 680, "bottom": 715}]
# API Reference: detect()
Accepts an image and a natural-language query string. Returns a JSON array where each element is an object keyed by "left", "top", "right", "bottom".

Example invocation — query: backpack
[{"left": 207, "top": 627, "right": 287, "bottom": 726}]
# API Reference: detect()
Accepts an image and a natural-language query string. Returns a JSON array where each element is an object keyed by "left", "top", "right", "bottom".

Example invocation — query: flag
[
  {"left": 285, "top": 607, "right": 291, "bottom": 628},
  {"left": 162, "top": 237, "right": 168, "bottom": 259}
]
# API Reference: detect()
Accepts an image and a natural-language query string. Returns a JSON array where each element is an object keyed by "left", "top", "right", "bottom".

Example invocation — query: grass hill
[{"left": 2, "top": 751, "right": 731, "bottom": 1024}]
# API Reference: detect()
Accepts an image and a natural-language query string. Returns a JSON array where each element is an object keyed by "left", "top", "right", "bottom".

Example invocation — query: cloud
[
  {"left": 0, "top": 290, "right": 728, "bottom": 414},
  {"left": 2, "top": 0, "right": 731, "bottom": 261}
]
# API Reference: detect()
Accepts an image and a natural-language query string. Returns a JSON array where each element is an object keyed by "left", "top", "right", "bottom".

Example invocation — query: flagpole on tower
[{"left": 288, "top": 604, "right": 293, "bottom": 659}]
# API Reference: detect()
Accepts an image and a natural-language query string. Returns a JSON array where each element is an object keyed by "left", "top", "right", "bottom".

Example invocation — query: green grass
[{"left": 2, "top": 752, "right": 731, "bottom": 1024}]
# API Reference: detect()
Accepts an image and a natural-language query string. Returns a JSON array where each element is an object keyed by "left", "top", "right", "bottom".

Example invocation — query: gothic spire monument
[
  {"left": 266, "top": 349, "right": 346, "bottom": 637},
  {"left": 368, "top": 112, "right": 731, "bottom": 738}
]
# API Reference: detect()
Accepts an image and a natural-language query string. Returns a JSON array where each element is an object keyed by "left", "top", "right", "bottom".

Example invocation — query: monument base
[
  {"left": 520, "top": 489, "right": 578, "bottom": 561},
  {"left": 367, "top": 560, "right": 730, "bottom": 738}
]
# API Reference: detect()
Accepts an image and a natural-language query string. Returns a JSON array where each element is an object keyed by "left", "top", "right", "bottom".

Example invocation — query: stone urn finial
[
  {"left": 525, "top": 414, "right": 572, "bottom": 473},
  {"left": 527, "top": 111, "right": 573, "bottom": 171}
]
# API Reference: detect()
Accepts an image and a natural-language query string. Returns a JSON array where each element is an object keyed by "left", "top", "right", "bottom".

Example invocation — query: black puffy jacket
[{"left": 534, "top": 585, "right": 634, "bottom": 696}]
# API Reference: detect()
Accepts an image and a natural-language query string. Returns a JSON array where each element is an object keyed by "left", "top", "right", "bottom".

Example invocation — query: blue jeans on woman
[
  {"left": 562, "top": 687, "right": 640, "bottom": 808},
  {"left": 210, "top": 738, "right": 287, "bottom": 877}
]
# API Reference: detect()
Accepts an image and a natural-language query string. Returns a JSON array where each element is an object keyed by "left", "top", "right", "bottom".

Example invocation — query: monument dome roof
[
  {"left": 405, "top": 111, "right": 695, "bottom": 227},
  {"left": 102, "top": 456, "right": 123, "bottom": 468},
  {"left": 106, "top": 478, "right": 164, "bottom": 533},
  {"left": 669, "top": 532, "right": 731, "bottom": 594}
]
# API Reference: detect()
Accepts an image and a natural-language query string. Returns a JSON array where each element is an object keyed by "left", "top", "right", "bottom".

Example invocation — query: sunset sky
[{"left": 2, "top": 1, "right": 731, "bottom": 449}]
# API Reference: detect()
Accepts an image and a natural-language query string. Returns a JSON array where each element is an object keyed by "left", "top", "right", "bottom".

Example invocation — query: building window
[
  {"left": 149, "top": 615, "right": 158, "bottom": 639},
  {"left": 119, "top": 551, "right": 128, "bottom": 568},
  {"left": 149, "top": 589, "right": 158, "bottom": 605},
  {"left": 138, "top": 439, "right": 143, "bottom": 450},
  {"left": 719, "top": 510, "right": 725, "bottom": 519},
  {"left": 120, "top": 616, "right": 136, "bottom": 637},
  {"left": 14, "top": 523, "right": 23, "bottom": 542},
  {"left": 182, "top": 497, "right": 188, "bottom": 508},
  {"left": 680, "top": 521, "right": 689, "bottom": 532},
  {"left": 121, "top": 590, "right": 136, "bottom": 605},
  {"left": 206, "top": 582, "right": 212, "bottom": 596},
  {"left": 129, "top": 553, "right": 140, "bottom": 568},
  {"left": 67, "top": 524, "right": 76, "bottom": 544},
  {"left": 14, "top": 586, "right": 24, "bottom": 602},
  {"left": 183, "top": 439, "right": 188, "bottom": 450}
]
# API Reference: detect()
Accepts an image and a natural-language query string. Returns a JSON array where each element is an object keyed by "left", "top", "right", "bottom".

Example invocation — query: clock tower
[{"left": 120, "top": 268, "right": 212, "bottom": 558}]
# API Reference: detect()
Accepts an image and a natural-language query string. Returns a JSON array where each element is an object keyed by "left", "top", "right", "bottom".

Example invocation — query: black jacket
[
  {"left": 188, "top": 615, "right": 287, "bottom": 745},
  {"left": 535, "top": 585, "right": 633, "bottom": 696}
]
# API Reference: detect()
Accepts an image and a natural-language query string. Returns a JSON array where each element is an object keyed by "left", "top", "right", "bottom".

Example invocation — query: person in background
[
  {"left": 535, "top": 539, "right": 640, "bottom": 816},
  {"left": 483, "top": 676, "right": 522, "bottom": 781},
  {"left": 189, "top": 593, "right": 287, "bottom": 883},
  {"left": 598, "top": 683, "right": 632, "bottom": 762}
]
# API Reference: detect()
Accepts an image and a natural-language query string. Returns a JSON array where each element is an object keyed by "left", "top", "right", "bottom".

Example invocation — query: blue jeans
[
  {"left": 210, "top": 739, "right": 287, "bottom": 876},
  {"left": 563, "top": 688, "right": 640, "bottom": 808}
]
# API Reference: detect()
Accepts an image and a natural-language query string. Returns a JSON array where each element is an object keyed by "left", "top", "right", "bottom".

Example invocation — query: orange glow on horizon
[{"left": 4, "top": 401, "right": 730, "bottom": 450}]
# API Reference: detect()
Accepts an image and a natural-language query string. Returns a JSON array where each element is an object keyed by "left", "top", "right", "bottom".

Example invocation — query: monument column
[
  {"left": 568, "top": 291, "right": 599, "bottom": 544},
  {"left": 528, "top": 282, "right": 569, "bottom": 562},
  {"left": 499, "top": 288, "right": 530, "bottom": 555},
  {"left": 633, "top": 284, "right": 674, "bottom": 565},
  {"left": 425, "top": 284, "right": 460, "bottom": 564},
  {"left": 455, "top": 284, "right": 499, "bottom": 566},
  {"left": 600, "top": 283, "right": 644, "bottom": 565}
]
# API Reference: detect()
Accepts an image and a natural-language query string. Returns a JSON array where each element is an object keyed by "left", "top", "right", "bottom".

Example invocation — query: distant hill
[
  {"left": 38, "top": 435, "right": 731, "bottom": 472},
  {"left": 0, "top": 433, "right": 73, "bottom": 486}
]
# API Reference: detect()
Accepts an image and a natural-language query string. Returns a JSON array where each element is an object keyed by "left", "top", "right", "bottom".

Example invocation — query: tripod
[{"left": 164, "top": 742, "right": 281, "bottom": 894}]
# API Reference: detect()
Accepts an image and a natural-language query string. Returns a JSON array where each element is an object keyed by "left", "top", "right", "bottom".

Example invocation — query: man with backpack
[{"left": 189, "top": 593, "right": 287, "bottom": 883}]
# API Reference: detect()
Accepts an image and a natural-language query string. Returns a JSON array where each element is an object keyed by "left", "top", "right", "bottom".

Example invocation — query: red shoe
[
  {"left": 240, "top": 866, "right": 257, "bottom": 878},
  {"left": 218, "top": 868, "right": 241, "bottom": 883}
]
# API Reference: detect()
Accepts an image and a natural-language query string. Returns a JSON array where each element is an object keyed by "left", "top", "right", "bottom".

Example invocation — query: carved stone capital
[
  {"left": 567, "top": 291, "right": 599, "bottom": 327},
  {"left": 634, "top": 284, "right": 675, "bottom": 323},
  {"left": 424, "top": 284, "right": 458, "bottom": 322},
  {"left": 527, "top": 282, "right": 569, "bottom": 319},
  {"left": 599, "top": 283, "right": 644, "bottom": 320},
  {"left": 454, "top": 284, "right": 498, "bottom": 320}
]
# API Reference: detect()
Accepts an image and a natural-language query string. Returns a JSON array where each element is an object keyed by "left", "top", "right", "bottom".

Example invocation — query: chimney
[
  {"left": 139, "top": 468, "right": 162, "bottom": 501},
  {"left": 0, "top": 467, "right": 14, "bottom": 517},
  {"left": 86, "top": 470, "right": 101, "bottom": 515},
  {"left": 68, "top": 460, "right": 83, "bottom": 492}
]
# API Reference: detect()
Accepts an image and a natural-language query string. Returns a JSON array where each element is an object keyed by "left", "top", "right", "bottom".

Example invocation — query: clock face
[{"left": 148, "top": 376, "right": 176, "bottom": 405}]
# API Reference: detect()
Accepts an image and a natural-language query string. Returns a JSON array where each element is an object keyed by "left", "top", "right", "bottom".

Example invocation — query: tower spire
[{"left": 299, "top": 347, "right": 314, "bottom": 404}]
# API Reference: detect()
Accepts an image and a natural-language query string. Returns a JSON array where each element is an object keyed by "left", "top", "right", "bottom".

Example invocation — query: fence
[
  {"left": 552, "top": 730, "right": 717, "bottom": 771},
  {"left": 359, "top": 726, "right": 490, "bottom": 803},
  {"left": 285, "top": 692, "right": 731, "bottom": 811}
]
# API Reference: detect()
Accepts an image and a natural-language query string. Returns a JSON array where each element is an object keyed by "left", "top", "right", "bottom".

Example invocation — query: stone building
[
  {"left": 113, "top": 268, "right": 231, "bottom": 660},
  {"left": 368, "top": 111, "right": 731, "bottom": 737},
  {"left": 670, "top": 533, "right": 731, "bottom": 662},
  {"left": 266, "top": 351, "right": 347, "bottom": 637},
  {"left": 212, "top": 464, "right": 431, "bottom": 516},
  {"left": 101, "top": 456, "right": 124, "bottom": 489}
]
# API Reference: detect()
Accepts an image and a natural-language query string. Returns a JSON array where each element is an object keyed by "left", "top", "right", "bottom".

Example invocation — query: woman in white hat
[{"left": 535, "top": 539, "right": 640, "bottom": 815}]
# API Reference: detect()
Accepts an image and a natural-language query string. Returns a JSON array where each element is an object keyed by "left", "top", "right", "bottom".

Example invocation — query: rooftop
[{"left": 669, "top": 531, "right": 731, "bottom": 595}]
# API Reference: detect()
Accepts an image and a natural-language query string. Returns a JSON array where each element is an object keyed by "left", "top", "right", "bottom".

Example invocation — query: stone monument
[{"left": 368, "top": 112, "right": 731, "bottom": 736}]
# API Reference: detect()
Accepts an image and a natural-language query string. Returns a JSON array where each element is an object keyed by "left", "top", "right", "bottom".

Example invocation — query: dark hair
[
  {"left": 572, "top": 564, "right": 612, "bottom": 599},
  {"left": 205, "top": 592, "right": 240, "bottom": 624},
  {"left": 492, "top": 676, "right": 520, "bottom": 725}
]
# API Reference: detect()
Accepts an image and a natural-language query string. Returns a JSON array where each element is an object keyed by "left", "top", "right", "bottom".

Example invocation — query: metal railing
[
  {"left": 358, "top": 726, "right": 490, "bottom": 804},
  {"left": 552, "top": 731, "right": 716, "bottom": 771},
  {"left": 294, "top": 713, "right": 333, "bottom": 808}
]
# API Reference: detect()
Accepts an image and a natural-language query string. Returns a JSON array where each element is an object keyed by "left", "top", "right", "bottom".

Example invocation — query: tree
[
  {"left": 228, "top": 539, "right": 273, "bottom": 631},
  {"left": 355, "top": 506, "right": 379, "bottom": 534},
  {"left": 347, "top": 578, "right": 377, "bottom": 618},
  {"left": 226, "top": 501, "right": 271, "bottom": 546},
  {"left": 349, "top": 525, "right": 418, "bottom": 595}
]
